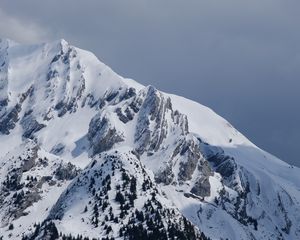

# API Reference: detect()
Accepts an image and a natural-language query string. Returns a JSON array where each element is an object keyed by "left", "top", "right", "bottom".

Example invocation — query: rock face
[
  {"left": 21, "top": 113, "right": 45, "bottom": 139},
  {"left": 134, "top": 86, "right": 188, "bottom": 155},
  {"left": 0, "top": 141, "right": 71, "bottom": 226},
  {"left": 45, "top": 151, "right": 204, "bottom": 240},
  {"left": 0, "top": 39, "right": 300, "bottom": 240},
  {"left": 0, "top": 103, "right": 21, "bottom": 134},
  {"left": 191, "top": 176, "right": 211, "bottom": 198},
  {"left": 54, "top": 162, "right": 80, "bottom": 181},
  {"left": 88, "top": 114, "right": 124, "bottom": 155}
]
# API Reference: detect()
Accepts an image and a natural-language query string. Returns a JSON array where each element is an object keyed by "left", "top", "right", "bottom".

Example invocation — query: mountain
[{"left": 0, "top": 38, "right": 299, "bottom": 240}]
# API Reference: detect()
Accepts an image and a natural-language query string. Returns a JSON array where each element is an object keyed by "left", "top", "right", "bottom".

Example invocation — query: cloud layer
[{"left": 0, "top": 8, "right": 49, "bottom": 43}]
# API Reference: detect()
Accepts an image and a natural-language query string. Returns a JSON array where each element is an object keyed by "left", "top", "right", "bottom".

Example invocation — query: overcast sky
[{"left": 0, "top": 0, "right": 299, "bottom": 166}]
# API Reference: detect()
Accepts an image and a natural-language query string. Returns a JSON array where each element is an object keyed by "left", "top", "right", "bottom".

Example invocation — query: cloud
[{"left": 0, "top": 8, "right": 49, "bottom": 43}]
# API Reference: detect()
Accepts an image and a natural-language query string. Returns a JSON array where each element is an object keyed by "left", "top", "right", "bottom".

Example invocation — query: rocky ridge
[{"left": 0, "top": 38, "right": 299, "bottom": 240}]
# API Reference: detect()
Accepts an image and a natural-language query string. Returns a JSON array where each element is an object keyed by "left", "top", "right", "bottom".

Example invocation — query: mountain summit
[{"left": 0, "top": 39, "right": 299, "bottom": 240}]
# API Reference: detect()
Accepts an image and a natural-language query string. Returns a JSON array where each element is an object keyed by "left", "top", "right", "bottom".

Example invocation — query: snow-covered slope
[{"left": 0, "top": 38, "right": 299, "bottom": 240}]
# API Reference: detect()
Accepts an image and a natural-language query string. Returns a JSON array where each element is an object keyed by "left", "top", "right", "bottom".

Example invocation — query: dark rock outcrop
[
  {"left": 54, "top": 162, "right": 80, "bottom": 181},
  {"left": 21, "top": 113, "right": 45, "bottom": 139},
  {"left": 88, "top": 114, "right": 124, "bottom": 155},
  {"left": 178, "top": 139, "right": 211, "bottom": 182},
  {"left": 0, "top": 103, "right": 22, "bottom": 134},
  {"left": 191, "top": 176, "right": 211, "bottom": 197}
]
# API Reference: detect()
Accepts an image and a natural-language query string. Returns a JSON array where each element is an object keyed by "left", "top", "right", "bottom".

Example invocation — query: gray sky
[{"left": 0, "top": 0, "right": 299, "bottom": 166}]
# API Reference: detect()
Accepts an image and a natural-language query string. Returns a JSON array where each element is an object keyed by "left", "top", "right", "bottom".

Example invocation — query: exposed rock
[
  {"left": 21, "top": 114, "right": 45, "bottom": 139},
  {"left": 115, "top": 107, "right": 134, "bottom": 123},
  {"left": 0, "top": 98, "right": 8, "bottom": 107},
  {"left": 55, "top": 97, "right": 80, "bottom": 117},
  {"left": 178, "top": 139, "right": 210, "bottom": 181},
  {"left": 0, "top": 86, "right": 33, "bottom": 135},
  {"left": 173, "top": 110, "right": 189, "bottom": 135},
  {"left": 155, "top": 163, "right": 175, "bottom": 185},
  {"left": 134, "top": 86, "right": 173, "bottom": 154},
  {"left": 88, "top": 114, "right": 124, "bottom": 155},
  {"left": 198, "top": 160, "right": 213, "bottom": 177},
  {"left": 216, "top": 157, "right": 237, "bottom": 178},
  {"left": 54, "top": 162, "right": 79, "bottom": 181},
  {"left": 3, "top": 168, "right": 23, "bottom": 191},
  {"left": 120, "top": 87, "right": 136, "bottom": 100},
  {"left": 105, "top": 90, "right": 119, "bottom": 102},
  {"left": 22, "top": 146, "right": 39, "bottom": 172},
  {"left": 37, "top": 176, "right": 53, "bottom": 188},
  {"left": 47, "top": 151, "right": 205, "bottom": 240},
  {"left": 10, "top": 191, "right": 41, "bottom": 220},
  {"left": 205, "top": 145, "right": 238, "bottom": 187},
  {"left": 50, "top": 143, "right": 65, "bottom": 156},
  {"left": 191, "top": 176, "right": 211, "bottom": 197},
  {"left": 0, "top": 103, "right": 22, "bottom": 134}
]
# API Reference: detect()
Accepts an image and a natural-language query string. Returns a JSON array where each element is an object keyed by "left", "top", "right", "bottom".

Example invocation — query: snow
[
  {"left": 168, "top": 93, "right": 252, "bottom": 148},
  {"left": 1, "top": 38, "right": 300, "bottom": 240},
  {"left": 37, "top": 107, "right": 96, "bottom": 168},
  {"left": 123, "top": 78, "right": 144, "bottom": 91},
  {"left": 75, "top": 46, "right": 125, "bottom": 98}
]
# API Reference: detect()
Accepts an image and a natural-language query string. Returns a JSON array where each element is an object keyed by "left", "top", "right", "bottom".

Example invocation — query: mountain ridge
[{"left": 0, "top": 38, "right": 299, "bottom": 240}]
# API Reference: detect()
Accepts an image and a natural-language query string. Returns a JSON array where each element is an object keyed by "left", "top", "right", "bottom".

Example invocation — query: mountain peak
[
  {"left": 52, "top": 38, "right": 69, "bottom": 52},
  {"left": 59, "top": 38, "right": 68, "bottom": 46},
  {"left": 0, "top": 38, "right": 299, "bottom": 240}
]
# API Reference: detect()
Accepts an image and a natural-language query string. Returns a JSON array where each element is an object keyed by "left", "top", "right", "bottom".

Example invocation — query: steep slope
[
  {"left": 44, "top": 148, "right": 202, "bottom": 239},
  {"left": 0, "top": 38, "right": 299, "bottom": 240}
]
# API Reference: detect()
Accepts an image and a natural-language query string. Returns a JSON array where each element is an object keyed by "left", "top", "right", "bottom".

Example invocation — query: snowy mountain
[{"left": 0, "top": 38, "right": 299, "bottom": 240}]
